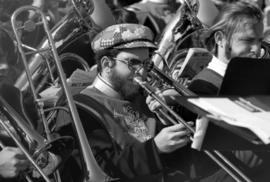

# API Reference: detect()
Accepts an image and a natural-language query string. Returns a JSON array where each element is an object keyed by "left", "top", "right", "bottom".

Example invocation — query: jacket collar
[
  {"left": 87, "top": 74, "right": 122, "bottom": 99},
  {"left": 207, "top": 56, "right": 227, "bottom": 77}
]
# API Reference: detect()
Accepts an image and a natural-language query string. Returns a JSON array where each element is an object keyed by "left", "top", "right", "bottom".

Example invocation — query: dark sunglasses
[{"left": 113, "top": 57, "right": 149, "bottom": 71}]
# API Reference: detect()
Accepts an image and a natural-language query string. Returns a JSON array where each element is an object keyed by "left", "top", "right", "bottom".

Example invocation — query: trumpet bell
[
  {"left": 0, "top": 93, "right": 74, "bottom": 179},
  {"left": 31, "top": 136, "right": 74, "bottom": 178}
]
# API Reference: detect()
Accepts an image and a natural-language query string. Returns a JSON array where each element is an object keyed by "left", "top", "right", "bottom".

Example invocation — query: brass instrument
[
  {"left": 0, "top": 95, "right": 54, "bottom": 182},
  {"left": 151, "top": 0, "right": 203, "bottom": 70},
  {"left": 147, "top": 0, "right": 207, "bottom": 91},
  {"left": 11, "top": 5, "right": 112, "bottom": 182},
  {"left": 15, "top": 0, "right": 114, "bottom": 93},
  {"left": 134, "top": 70, "right": 252, "bottom": 182}
]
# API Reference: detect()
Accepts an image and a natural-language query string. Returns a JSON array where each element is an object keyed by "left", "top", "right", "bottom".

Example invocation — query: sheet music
[
  {"left": 188, "top": 97, "right": 270, "bottom": 144},
  {"left": 172, "top": 48, "right": 212, "bottom": 79}
]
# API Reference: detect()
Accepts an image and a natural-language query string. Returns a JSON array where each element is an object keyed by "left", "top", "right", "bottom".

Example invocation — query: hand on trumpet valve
[
  {"left": 177, "top": 77, "right": 191, "bottom": 87},
  {"left": 0, "top": 147, "right": 30, "bottom": 178},
  {"left": 146, "top": 88, "right": 170, "bottom": 125},
  {"left": 146, "top": 88, "right": 182, "bottom": 108},
  {"left": 146, "top": 88, "right": 182, "bottom": 125},
  {"left": 154, "top": 122, "right": 193, "bottom": 153},
  {"left": 146, "top": 89, "right": 165, "bottom": 111}
]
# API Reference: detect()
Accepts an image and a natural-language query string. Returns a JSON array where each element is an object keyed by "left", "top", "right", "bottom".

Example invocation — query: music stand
[
  {"left": 201, "top": 57, "right": 270, "bottom": 148},
  {"left": 219, "top": 57, "right": 270, "bottom": 96},
  {"left": 177, "top": 57, "right": 270, "bottom": 182}
]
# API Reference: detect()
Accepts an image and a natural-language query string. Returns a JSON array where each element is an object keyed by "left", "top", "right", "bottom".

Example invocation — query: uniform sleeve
[
  {"left": 55, "top": 108, "right": 165, "bottom": 180},
  {"left": 78, "top": 108, "right": 164, "bottom": 179}
]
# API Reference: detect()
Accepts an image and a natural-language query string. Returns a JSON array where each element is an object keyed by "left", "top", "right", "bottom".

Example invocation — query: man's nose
[
  {"left": 250, "top": 43, "right": 261, "bottom": 58},
  {"left": 251, "top": 42, "right": 261, "bottom": 53},
  {"left": 134, "top": 65, "right": 148, "bottom": 80}
]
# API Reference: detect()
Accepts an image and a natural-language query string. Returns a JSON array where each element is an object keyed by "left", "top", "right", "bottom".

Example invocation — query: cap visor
[{"left": 114, "top": 40, "right": 157, "bottom": 49}]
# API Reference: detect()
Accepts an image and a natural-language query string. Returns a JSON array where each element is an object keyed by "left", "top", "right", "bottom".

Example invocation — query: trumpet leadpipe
[{"left": 133, "top": 76, "right": 195, "bottom": 132}]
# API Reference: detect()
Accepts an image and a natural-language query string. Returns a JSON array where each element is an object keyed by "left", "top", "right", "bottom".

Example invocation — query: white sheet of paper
[
  {"left": 188, "top": 98, "right": 270, "bottom": 144},
  {"left": 191, "top": 116, "right": 209, "bottom": 150}
]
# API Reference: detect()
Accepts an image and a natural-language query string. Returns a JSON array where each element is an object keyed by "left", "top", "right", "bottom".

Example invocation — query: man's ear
[
  {"left": 101, "top": 56, "right": 115, "bottom": 69},
  {"left": 214, "top": 31, "right": 225, "bottom": 48}
]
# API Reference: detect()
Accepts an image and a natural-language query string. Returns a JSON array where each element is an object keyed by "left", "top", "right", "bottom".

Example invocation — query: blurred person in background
[
  {"left": 106, "top": 0, "right": 141, "bottom": 10},
  {"left": 31, "top": 0, "right": 70, "bottom": 26},
  {"left": 0, "top": 0, "right": 32, "bottom": 33},
  {"left": 0, "top": 27, "right": 20, "bottom": 85},
  {"left": 126, "top": 0, "right": 180, "bottom": 38},
  {"left": 112, "top": 8, "right": 139, "bottom": 24}
]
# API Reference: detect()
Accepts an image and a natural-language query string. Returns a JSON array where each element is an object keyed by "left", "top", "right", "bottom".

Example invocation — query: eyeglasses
[{"left": 113, "top": 57, "right": 147, "bottom": 71}]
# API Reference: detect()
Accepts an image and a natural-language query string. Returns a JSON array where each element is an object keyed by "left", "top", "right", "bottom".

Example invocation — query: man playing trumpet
[{"left": 56, "top": 23, "right": 239, "bottom": 181}]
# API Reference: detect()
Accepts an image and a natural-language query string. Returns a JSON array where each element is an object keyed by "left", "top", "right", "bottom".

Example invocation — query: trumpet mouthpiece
[{"left": 133, "top": 76, "right": 143, "bottom": 85}]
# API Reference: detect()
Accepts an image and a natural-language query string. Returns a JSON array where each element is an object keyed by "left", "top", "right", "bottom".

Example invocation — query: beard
[{"left": 110, "top": 70, "right": 141, "bottom": 101}]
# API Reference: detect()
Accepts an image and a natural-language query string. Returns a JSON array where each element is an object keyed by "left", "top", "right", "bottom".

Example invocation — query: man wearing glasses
[
  {"left": 57, "top": 23, "right": 234, "bottom": 181},
  {"left": 54, "top": 23, "right": 194, "bottom": 181},
  {"left": 84, "top": 23, "right": 193, "bottom": 180}
]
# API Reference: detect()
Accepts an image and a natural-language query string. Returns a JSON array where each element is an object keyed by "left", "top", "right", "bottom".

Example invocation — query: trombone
[
  {"left": 134, "top": 64, "right": 252, "bottom": 182},
  {"left": 0, "top": 95, "right": 53, "bottom": 182},
  {"left": 11, "top": 5, "right": 112, "bottom": 182}
]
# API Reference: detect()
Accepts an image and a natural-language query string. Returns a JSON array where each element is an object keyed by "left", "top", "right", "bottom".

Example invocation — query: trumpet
[
  {"left": 11, "top": 5, "right": 111, "bottom": 182},
  {"left": 134, "top": 66, "right": 252, "bottom": 182}
]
